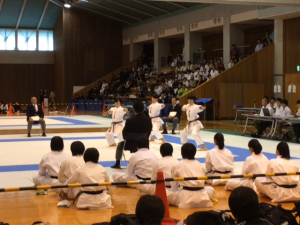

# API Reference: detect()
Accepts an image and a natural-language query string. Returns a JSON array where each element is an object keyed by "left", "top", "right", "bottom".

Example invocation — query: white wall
[
  {"left": 122, "top": 4, "right": 257, "bottom": 38},
  {"left": 0, "top": 51, "right": 54, "bottom": 64}
]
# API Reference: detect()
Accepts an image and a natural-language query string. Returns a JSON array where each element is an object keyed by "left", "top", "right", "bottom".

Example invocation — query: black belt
[
  {"left": 136, "top": 175, "right": 151, "bottom": 180},
  {"left": 165, "top": 185, "right": 171, "bottom": 188},
  {"left": 187, "top": 119, "right": 199, "bottom": 129},
  {"left": 213, "top": 170, "right": 231, "bottom": 174},
  {"left": 262, "top": 182, "right": 297, "bottom": 189},
  {"left": 182, "top": 186, "right": 204, "bottom": 191},
  {"left": 50, "top": 176, "right": 58, "bottom": 179},
  {"left": 150, "top": 116, "right": 160, "bottom": 119},
  {"left": 109, "top": 121, "right": 123, "bottom": 132},
  {"left": 73, "top": 190, "right": 105, "bottom": 204}
]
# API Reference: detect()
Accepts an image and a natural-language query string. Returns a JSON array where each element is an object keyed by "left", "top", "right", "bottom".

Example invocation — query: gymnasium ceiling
[{"left": 0, "top": 0, "right": 205, "bottom": 29}]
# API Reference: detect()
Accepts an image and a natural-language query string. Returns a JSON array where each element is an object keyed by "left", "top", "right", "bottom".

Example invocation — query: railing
[{"left": 179, "top": 44, "right": 274, "bottom": 119}]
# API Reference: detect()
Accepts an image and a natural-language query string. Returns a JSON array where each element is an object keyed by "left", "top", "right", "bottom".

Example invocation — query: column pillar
[
  {"left": 223, "top": 16, "right": 231, "bottom": 68},
  {"left": 154, "top": 33, "right": 169, "bottom": 72},
  {"left": 184, "top": 24, "right": 202, "bottom": 63},
  {"left": 274, "top": 19, "right": 283, "bottom": 98}
]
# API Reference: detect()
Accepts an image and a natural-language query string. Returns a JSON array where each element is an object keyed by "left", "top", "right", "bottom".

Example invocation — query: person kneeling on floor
[
  {"left": 112, "top": 137, "right": 158, "bottom": 182},
  {"left": 168, "top": 143, "right": 215, "bottom": 209},
  {"left": 33, "top": 136, "right": 69, "bottom": 186},
  {"left": 52, "top": 141, "right": 85, "bottom": 199},
  {"left": 66, "top": 148, "right": 112, "bottom": 210}
]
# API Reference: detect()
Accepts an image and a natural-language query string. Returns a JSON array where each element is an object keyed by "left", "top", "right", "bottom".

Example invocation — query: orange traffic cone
[
  {"left": 102, "top": 101, "right": 107, "bottom": 116},
  {"left": 155, "top": 170, "right": 170, "bottom": 218},
  {"left": 8, "top": 103, "right": 13, "bottom": 116},
  {"left": 42, "top": 103, "right": 45, "bottom": 114}
]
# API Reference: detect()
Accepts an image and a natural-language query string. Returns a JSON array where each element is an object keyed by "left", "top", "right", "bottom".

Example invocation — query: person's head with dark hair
[
  {"left": 231, "top": 44, "right": 236, "bottom": 49},
  {"left": 186, "top": 211, "right": 224, "bottom": 225},
  {"left": 187, "top": 95, "right": 196, "bottom": 105},
  {"left": 51, "top": 136, "right": 64, "bottom": 152},
  {"left": 181, "top": 143, "right": 196, "bottom": 160},
  {"left": 160, "top": 143, "right": 173, "bottom": 157},
  {"left": 276, "top": 142, "right": 290, "bottom": 159},
  {"left": 257, "top": 39, "right": 261, "bottom": 44},
  {"left": 171, "top": 97, "right": 177, "bottom": 106},
  {"left": 297, "top": 99, "right": 300, "bottom": 110},
  {"left": 83, "top": 148, "right": 99, "bottom": 163},
  {"left": 269, "top": 39, "right": 273, "bottom": 44},
  {"left": 70, "top": 141, "right": 85, "bottom": 156},
  {"left": 276, "top": 98, "right": 282, "bottom": 107},
  {"left": 214, "top": 133, "right": 225, "bottom": 150},
  {"left": 248, "top": 139, "right": 262, "bottom": 155},
  {"left": 270, "top": 97, "right": 275, "bottom": 104},
  {"left": 114, "top": 98, "right": 123, "bottom": 107},
  {"left": 229, "top": 186, "right": 260, "bottom": 223},
  {"left": 261, "top": 97, "right": 268, "bottom": 107},
  {"left": 281, "top": 99, "right": 288, "bottom": 107},
  {"left": 133, "top": 101, "right": 144, "bottom": 114},
  {"left": 152, "top": 94, "right": 159, "bottom": 103},
  {"left": 135, "top": 195, "right": 165, "bottom": 225},
  {"left": 136, "top": 137, "right": 149, "bottom": 150}
]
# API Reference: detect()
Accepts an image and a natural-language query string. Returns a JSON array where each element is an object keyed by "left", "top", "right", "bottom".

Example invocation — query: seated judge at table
[
  {"left": 26, "top": 97, "right": 46, "bottom": 137},
  {"left": 162, "top": 97, "right": 182, "bottom": 135},
  {"left": 251, "top": 97, "right": 274, "bottom": 138}
]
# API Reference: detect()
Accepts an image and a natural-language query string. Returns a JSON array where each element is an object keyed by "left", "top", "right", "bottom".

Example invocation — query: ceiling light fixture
[{"left": 64, "top": 3, "right": 71, "bottom": 8}]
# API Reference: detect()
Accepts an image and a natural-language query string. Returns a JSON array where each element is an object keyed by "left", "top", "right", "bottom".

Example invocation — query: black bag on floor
[
  {"left": 185, "top": 210, "right": 235, "bottom": 225},
  {"left": 259, "top": 202, "right": 298, "bottom": 225}
]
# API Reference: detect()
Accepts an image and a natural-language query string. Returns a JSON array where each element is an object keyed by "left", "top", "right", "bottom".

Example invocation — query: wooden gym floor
[{"left": 0, "top": 186, "right": 296, "bottom": 225}]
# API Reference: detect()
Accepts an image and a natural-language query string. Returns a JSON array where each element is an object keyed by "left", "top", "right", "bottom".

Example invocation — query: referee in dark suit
[
  {"left": 111, "top": 101, "right": 152, "bottom": 169},
  {"left": 162, "top": 97, "right": 182, "bottom": 134},
  {"left": 26, "top": 97, "right": 46, "bottom": 137}
]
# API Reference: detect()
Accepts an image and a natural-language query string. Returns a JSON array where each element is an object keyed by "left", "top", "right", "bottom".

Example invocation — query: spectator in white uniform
[
  {"left": 226, "top": 139, "right": 269, "bottom": 192},
  {"left": 255, "top": 39, "right": 264, "bottom": 52},
  {"left": 33, "top": 136, "right": 69, "bottom": 186},
  {"left": 255, "top": 142, "right": 300, "bottom": 202},
  {"left": 180, "top": 95, "right": 207, "bottom": 151},
  {"left": 105, "top": 99, "right": 128, "bottom": 146},
  {"left": 205, "top": 133, "right": 235, "bottom": 186},
  {"left": 168, "top": 143, "right": 215, "bottom": 209},
  {"left": 251, "top": 97, "right": 274, "bottom": 138},
  {"left": 210, "top": 66, "right": 219, "bottom": 78},
  {"left": 112, "top": 137, "right": 158, "bottom": 182},
  {"left": 52, "top": 141, "right": 85, "bottom": 199},
  {"left": 137, "top": 143, "right": 179, "bottom": 195},
  {"left": 276, "top": 99, "right": 292, "bottom": 138},
  {"left": 148, "top": 95, "right": 166, "bottom": 143},
  {"left": 274, "top": 98, "right": 283, "bottom": 116},
  {"left": 67, "top": 148, "right": 112, "bottom": 209}
]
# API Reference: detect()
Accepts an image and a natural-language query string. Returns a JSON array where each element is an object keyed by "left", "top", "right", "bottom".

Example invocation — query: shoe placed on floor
[
  {"left": 171, "top": 130, "right": 176, "bottom": 134},
  {"left": 161, "top": 130, "right": 168, "bottom": 134},
  {"left": 42, "top": 132, "right": 46, "bottom": 137},
  {"left": 111, "top": 164, "right": 121, "bottom": 169},
  {"left": 27, "top": 133, "right": 31, "bottom": 137}
]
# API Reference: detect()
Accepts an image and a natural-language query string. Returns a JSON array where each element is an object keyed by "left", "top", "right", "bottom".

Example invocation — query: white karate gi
[
  {"left": 226, "top": 152, "right": 269, "bottom": 191},
  {"left": 210, "top": 70, "right": 219, "bottom": 78},
  {"left": 33, "top": 151, "right": 69, "bottom": 186},
  {"left": 105, "top": 106, "right": 127, "bottom": 146},
  {"left": 180, "top": 104, "right": 204, "bottom": 146},
  {"left": 67, "top": 162, "right": 112, "bottom": 209},
  {"left": 255, "top": 157, "right": 300, "bottom": 202},
  {"left": 205, "top": 146, "right": 235, "bottom": 186},
  {"left": 281, "top": 106, "right": 292, "bottom": 117},
  {"left": 113, "top": 148, "right": 158, "bottom": 182},
  {"left": 137, "top": 156, "right": 179, "bottom": 195},
  {"left": 168, "top": 159, "right": 215, "bottom": 209},
  {"left": 149, "top": 102, "right": 164, "bottom": 140},
  {"left": 52, "top": 156, "right": 85, "bottom": 199}
]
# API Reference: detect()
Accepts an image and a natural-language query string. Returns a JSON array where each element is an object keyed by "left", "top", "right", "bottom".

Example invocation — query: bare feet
[
  {"left": 197, "top": 144, "right": 208, "bottom": 151},
  {"left": 160, "top": 138, "right": 167, "bottom": 144},
  {"left": 109, "top": 143, "right": 117, "bottom": 147},
  {"left": 150, "top": 137, "right": 155, "bottom": 142}
]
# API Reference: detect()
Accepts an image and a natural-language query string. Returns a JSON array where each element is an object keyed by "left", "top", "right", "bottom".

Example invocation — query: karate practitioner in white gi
[
  {"left": 137, "top": 143, "right": 179, "bottom": 195},
  {"left": 168, "top": 143, "right": 215, "bottom": 209},
  {"left": 67, "top": 148, "right": 112, "bottom": 209},
  {"left": 52, "top": 141, "right": 85, "bottom": 199},
  {"left": 148, "top": 94, "right": 166, "bottom": 143},
  {"left": 33, "top": 136, "right": 69, "bottom": 186},
  {"left": 255, "top": 142, "right": 300, "bottom": 202},
  {"left": 205, "top": 133, "right": 235, "bottom": 186},
  {"left": 105, "top": 99, "right": 128, "bottom": 146},
  {"left": 226, "top": 139, "right": 269, "bottom": 192},
  {"left": 112, "top": 137, "right": 158, "bottom": 182},
  {"left": 180, "top": 95, "right": 207, "bottom": 151}
]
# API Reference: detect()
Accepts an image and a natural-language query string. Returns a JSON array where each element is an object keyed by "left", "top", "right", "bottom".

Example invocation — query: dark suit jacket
[
  {"left": 122, "top": 113, "right": 152, "bottom": 153},
  {"left": 167, "top": 104, "right": 182, "bottom": 121},
  {"left": 26, "top": 104, "right": 44, "bottom": 121}
]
